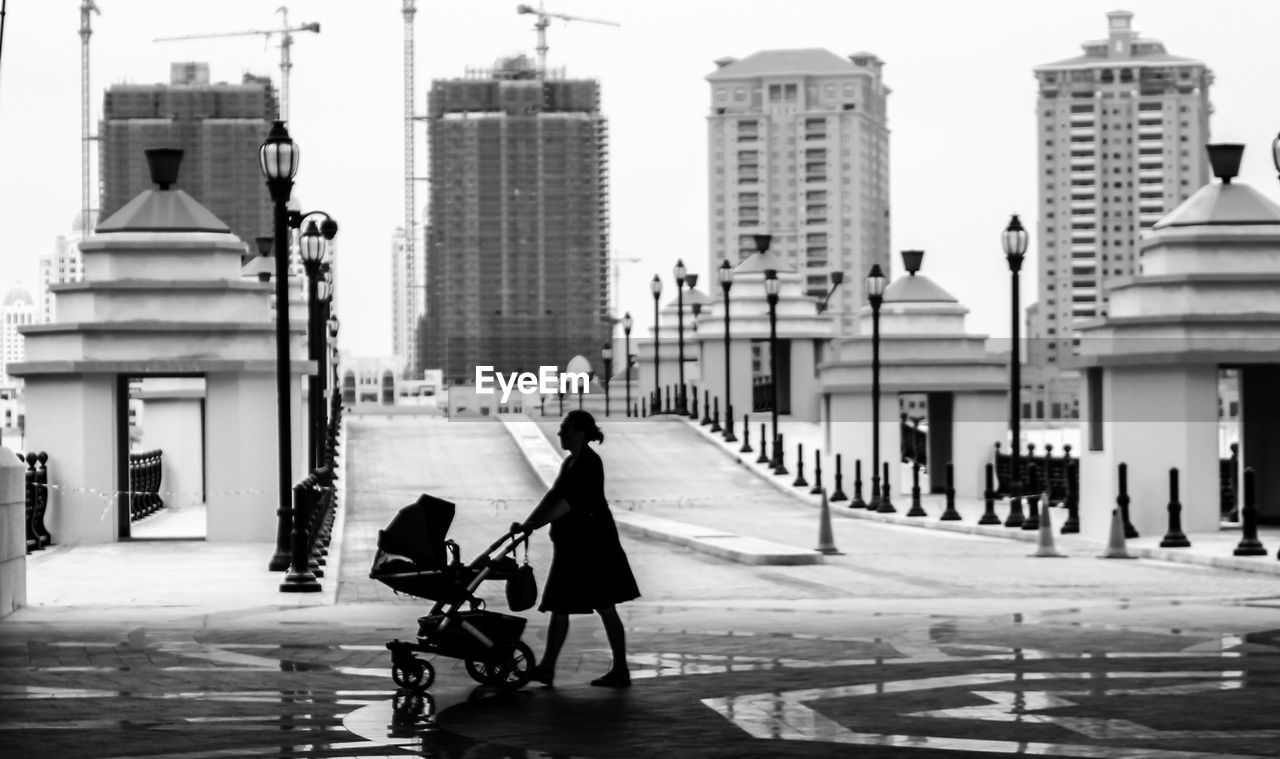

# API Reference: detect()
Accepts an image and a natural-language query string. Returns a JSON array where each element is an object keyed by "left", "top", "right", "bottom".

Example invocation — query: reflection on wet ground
[{"left": 3, "top": 600, "right": 1280, "bottom": 759}]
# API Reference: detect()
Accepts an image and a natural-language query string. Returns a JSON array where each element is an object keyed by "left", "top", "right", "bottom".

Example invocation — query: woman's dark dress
[{"left": 539, "top": 445, "right": 640, "bottom": 614}]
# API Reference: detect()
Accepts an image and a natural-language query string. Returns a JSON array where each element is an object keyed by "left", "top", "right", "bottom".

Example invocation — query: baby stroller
[{"left": 370, "top": 494, "right": 536, "bottom": 691}]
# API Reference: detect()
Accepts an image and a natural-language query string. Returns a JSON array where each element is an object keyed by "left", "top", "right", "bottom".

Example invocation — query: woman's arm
[{"left": 516, "top": 493, "right": 570, "bottom": 533}]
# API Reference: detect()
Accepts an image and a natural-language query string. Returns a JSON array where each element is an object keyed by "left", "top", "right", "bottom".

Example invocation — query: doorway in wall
[{"left": 116, "top": 374, "right": 207, "bottom": 540}]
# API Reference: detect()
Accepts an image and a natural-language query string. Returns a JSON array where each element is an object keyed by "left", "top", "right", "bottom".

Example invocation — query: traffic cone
[
  {"left": 1099, "top": 508, "right": 1136, "bottom": 559},
  {"left": 815, "top": 488, "right": 843, "bottom": 555},
  {"left": 1030, "top": 495, "right": 1066, "bottom": 558}
]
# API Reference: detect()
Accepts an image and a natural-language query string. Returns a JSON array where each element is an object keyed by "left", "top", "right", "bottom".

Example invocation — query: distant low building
[{"left": 1, "top": 284, "right": 35, "bottom": 384}]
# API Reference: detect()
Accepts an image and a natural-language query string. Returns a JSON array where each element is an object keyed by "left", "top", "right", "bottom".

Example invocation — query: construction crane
[
  {"left": 515, "top": 2, "right": 619, "bottom": 75},
  {"left": 401, "top": 0, "right": 428, "bottom": 377},
  {"left": 154, "top": 6, "right": 320, "bottom": 121},
  {"left": 80, "top": 0, "right": 99, "bottom": 239}
]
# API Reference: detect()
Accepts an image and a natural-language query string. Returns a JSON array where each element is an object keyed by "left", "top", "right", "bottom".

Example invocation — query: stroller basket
[{"left": 418, "top": 610, "right": 527, "bottom": 660}]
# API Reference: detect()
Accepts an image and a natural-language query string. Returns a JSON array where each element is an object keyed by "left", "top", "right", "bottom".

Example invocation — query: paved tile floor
[{"left": 2, "top": 414, "right": 1279, "bottom": 759}]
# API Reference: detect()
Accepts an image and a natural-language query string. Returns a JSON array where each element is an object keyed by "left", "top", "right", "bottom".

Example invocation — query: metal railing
[
  {"left": 17, "top": 451, "right": 51, "bottom": 553},
  {"left": 127, "top": 449, "right": 165, "bottom": 522}
]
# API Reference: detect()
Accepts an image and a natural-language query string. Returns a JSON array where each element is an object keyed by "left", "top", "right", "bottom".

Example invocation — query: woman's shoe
[{"left": 589, "top": 670, "right": 631, "bottom": 688}]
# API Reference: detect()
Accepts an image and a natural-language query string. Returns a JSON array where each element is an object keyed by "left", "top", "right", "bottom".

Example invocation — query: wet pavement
[{"left": 2, "top": 413, "right": 1279, "bottom": 759}]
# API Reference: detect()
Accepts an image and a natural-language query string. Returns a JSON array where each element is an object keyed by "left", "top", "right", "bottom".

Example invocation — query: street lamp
[
  {"left": 719, "top": 260, "right": 737, "bottom": 443},
  {"left": 623, "top": 312, "right": 633, "bottom": 417},
  {"left": 601, "top": 343, "right": 613, "bottom": 417},
  {"left": 295, "top": 215, "right": 339, "bottom": 473},
  {"left": 764, "top": 268, "right": 786, "bottom": 475},
  {"left": 816, "top": 271, "right": 845, "bottom": 313},
  {"left": 674, "top": 259, "right": 689, "bottom": 415},
  {"left": 650, "top": 275, "right": 663, "bottom": 414},
  {"left": 258, "top": 120, "right": 306, "bottom": 579},
  {"left": 866, "top": 263, "right": 888, "bottom": 512},
  {"left": 1003, "top": 214, "right": 1029, "bottom": 527}
]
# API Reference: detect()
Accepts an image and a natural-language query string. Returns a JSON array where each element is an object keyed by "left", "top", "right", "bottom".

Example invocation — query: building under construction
[
  {"left": 419, "top": 55, "right": 611, "bottom": 386},
  {"left": 99, "top": 63, "right": 277, "bottom": 249}
]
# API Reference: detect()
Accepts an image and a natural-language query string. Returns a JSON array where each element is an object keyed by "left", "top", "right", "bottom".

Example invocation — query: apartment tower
[
  {"left": 706, "top": 49, "right": 890, "bottom": 333},
  {"left": 1032, "top": 11, "right": 1211, "bottom": 371},
  {"left": 100, "top": 63, "right": 277, "bottom": 250},
  {"left": 390, "top": 224, "right": 425, "bottom": 377},
  {"left": 420, "top": 55, "right": 611, "bottom": 385}
]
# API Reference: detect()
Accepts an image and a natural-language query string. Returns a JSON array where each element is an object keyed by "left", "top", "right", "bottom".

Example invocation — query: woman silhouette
[{"left": 513, "top": 410, "right": 639, "bottom": 687}]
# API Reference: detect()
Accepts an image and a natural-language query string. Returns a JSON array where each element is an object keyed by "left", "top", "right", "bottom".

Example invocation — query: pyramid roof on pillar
[
  {"left": 663, "top": 287, "right": 711, "bottom": 313},
  {"left": 97, "top": 188, "right": 232, "bottom": 234},
  {"left": 1153, "top": 181, "right": 1280, "bottom": 229},
  {"left": 884, "top": 273, "right": 958, "bottom": 303},
  {"left": 733, "top": 250, "right": 795, "bottom": 275}
]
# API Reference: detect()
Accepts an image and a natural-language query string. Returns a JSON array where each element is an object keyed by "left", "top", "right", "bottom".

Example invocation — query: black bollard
[
  {"left": 641, "top": 401, "right": 647, "bottom": 418},
  {"left": 1118, "top": 463, "right": 1139, "bottom": 538},
  {"left": 1061, "top": 457, "right": 1080, "bottom": 534},
  {"left": 739, "top": 413, "right": 753, "bottom": 453},
  {"left": 810, "top": 449, "right": 824, "bottom": 495},
  {"left": 850, "top": 458, "right": 866, "bottom": 508},
  {"left": 877, "top": 461, "right": 895, "bottom": 513},
  {"left": 773, "top": 434, "right": 790, "bottom": 476},
  {"left": 793, "top": 444, "right": 809, "bottom": 488},
  {"left": 724, "top": 402, "right": 737, "bottom": 443},
  {"left": 701, "top": 390, "right": 712, "bottom": 425},
  {"left": 906, "top": 451, "right": 926, "bottom": 517},
  {"left": 280, "top": 480, "right": 321, "bottom": 592},
  {"left": 665, "top": 386, "right": 672, "bottom": 414},
  {"left": 756, "top": 424, "right": 770, "bottom": 464},
  {"left": 979, "top": 462, "right": 1001, "bottom": 524},
  {"left": 711, "top": 398, "right": 722, "bottom": 433},
  {"left": 1160, "top": 467, "right": 1191, "bottom": 548},
  {"left": 939, "top": 462, "right": 961, "bottom": 521},
  {"left": 690, "top": 388, "right": 699, "bottom": 420},
  {"left": 830, "top": 453, "right": 848, "bottom": 502},
  {"left": 1002, "top": 440, "right": 1025, "bottom": 528},
  {"left": 1233, "top": 467, "right": 1267, "bottom": 556},
  {"left": 1022, "top": 463, "right": 1041, "bottom": 531}
]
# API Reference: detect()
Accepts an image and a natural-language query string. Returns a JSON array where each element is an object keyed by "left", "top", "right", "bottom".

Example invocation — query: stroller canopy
[{"left": 377, "top": 494, "right": 456, "bottom": 571}]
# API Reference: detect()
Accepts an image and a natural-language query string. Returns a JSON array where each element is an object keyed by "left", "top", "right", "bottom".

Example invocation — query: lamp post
[
  {"left": 601, "top": 343, "right": 613, "bottom": 417},
  {"left": 718, "top": 260, "right": 737, "bottom": 443},
  {"left": 295, "top": 215, "right": 339, "bottom": 472},
  {"left": 623, "top": 312, "right": 633, "bottom": 417},
  {"left": 1003, "top": 215, "right": 1029, "bottom": 527},
  {"left": 764, "top": 268, "right": 783, "bottom": 473},
  {"left": 259, "top": 120, "right": 301, "bottom": 574},
  {"left": 866, "top": 264, "right": 888, "bottom": 511},
  {"left": 674, "top": 259, "right": 689, "bottom": 415},
  {"left": 650, "top": 275, "right": 663, "bottom": 413},
  {"left": 816, "top": 271, "right": 845, "bottom": 313}
]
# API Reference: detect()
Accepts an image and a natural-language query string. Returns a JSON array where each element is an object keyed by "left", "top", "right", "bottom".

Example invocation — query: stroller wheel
[
  {"left": 485, "top": 641, "right": 535, "bottom": 689},
  {"left": 392, "top": 657, "right": 435, "bottom": 691},
  {"left": 464, "top": 658, "right": 491, "bottom": 685}
]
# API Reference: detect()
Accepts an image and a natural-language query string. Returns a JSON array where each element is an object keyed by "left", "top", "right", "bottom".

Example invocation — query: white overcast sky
[{"left": 2, "top": 0, "right": 1279, "bottom": 357}]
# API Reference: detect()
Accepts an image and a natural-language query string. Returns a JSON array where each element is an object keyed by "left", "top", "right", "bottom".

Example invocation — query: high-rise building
[
  {"left": 1, "top": 284, "right": 35, "bottom": 384},
  {"left": 706, "top": 49, "right": 891, "bottom": 333},
  {"left": 39, "top": 218, "right": 89, "bottom": 324},
  {"left": 390, "top": 224, "right": 425, "bottom": 377},
  {"left": 99, "top": 62, "right": 277, "bottom": 250},
  {"left": 420, "top": 55, "right": 611, "bottom": 385},
  {"left": 1032, "top": 11, "right": 1211, "bottom": 371}
]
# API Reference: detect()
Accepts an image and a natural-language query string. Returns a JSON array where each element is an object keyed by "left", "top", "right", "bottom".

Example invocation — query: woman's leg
[
  {"left": 535, "top": 613, "right": 569, "bottom": 683},
  {"left": 596, "top": 605, "right": 630, "bottom": 679}
]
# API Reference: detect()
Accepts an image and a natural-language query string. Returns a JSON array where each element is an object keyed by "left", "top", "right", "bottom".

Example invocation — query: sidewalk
[{"left": 684, "top": 413, "right": 1280, "bottom": 577}]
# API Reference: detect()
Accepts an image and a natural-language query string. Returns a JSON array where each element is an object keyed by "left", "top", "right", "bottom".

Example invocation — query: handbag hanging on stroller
[{"left": 369, "top": 494, "right": 539, "bottom": 690}]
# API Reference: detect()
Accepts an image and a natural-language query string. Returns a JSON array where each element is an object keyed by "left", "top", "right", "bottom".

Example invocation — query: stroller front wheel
[{"left": 392, "top": 657, "right": 435, "bottom": 691}]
